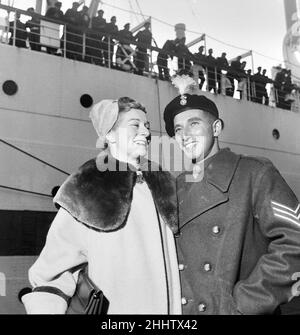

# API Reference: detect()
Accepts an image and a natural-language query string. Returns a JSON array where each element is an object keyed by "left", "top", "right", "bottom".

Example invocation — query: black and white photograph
[{"left": 0, "top": 0, "right": 300, "bottom": 324}]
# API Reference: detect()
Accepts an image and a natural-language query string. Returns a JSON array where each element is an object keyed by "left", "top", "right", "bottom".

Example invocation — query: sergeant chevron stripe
[{"left": 271, "top": 201, "right": 300, "bottom": 226}]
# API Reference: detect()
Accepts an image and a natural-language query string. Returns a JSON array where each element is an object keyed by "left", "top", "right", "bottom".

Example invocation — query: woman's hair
[{"left": 118, "top": 97, "right": 146, "bottom": 114}]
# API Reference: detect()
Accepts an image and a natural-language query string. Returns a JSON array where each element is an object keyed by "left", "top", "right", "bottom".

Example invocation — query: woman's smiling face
[{"left": 107, "top": 108, "right": 150, "bottom": 164}]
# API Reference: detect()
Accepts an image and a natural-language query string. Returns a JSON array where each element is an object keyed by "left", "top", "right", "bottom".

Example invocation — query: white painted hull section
[
  {"left": 0, "top": 44, "right": 299, "bottom": 208},
  {"left": 0, "top": 44, "right": 299, "bottom": 314}
]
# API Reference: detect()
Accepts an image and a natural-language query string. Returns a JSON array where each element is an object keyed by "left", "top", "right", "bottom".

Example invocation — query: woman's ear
[{"left": 105, "top": 130, "right": 116, "bottom": 144}]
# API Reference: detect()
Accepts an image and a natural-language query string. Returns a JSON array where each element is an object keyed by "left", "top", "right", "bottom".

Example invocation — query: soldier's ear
[{"left": 213, "top": 119, "right": 223, "bottom": 137}]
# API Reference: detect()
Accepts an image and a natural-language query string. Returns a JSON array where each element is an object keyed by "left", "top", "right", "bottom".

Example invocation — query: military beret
[{"left": 163, "top": 94, "right": 219, "bottom": 137}]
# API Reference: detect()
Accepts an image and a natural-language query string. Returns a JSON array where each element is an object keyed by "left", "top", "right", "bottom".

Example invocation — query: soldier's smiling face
[{"left": 174, "top": 109, "right": 221, "bottom": 161}]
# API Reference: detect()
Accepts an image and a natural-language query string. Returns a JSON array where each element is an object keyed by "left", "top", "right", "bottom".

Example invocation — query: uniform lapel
[
  {"left": 177, "top": 177, "right": 229, "bottom": 229},
  {"left": 177, "top": 149, "right": 241, "bottom": 229}
]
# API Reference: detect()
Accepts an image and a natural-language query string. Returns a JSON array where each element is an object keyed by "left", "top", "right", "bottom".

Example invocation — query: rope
[
  {"left": 0, "top": 139, "right": 70, "bottom": 175},
  {"left": 128, "top": 0, "right": 141, "bottom": 24},
  {"left": 205, "top": 34, "right": 250, "bottom": 52},
  {"left": 0, "top": 184, "right": 53, "bottom": 198},
  {"left": 102, "top": 1, "right": 139, "bottom": 16},
  {"left": 134, "top": 0, "right": 146, "bottom": 20}
]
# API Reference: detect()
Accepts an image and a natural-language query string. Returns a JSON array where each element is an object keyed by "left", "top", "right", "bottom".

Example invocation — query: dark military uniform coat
[{"left": 176, "top": 148, "right": 300, "bottom": 314}]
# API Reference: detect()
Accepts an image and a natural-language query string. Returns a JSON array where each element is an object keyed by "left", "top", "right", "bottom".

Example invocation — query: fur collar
[{"left": 54, "top": 156, "right": 178, "bottom": 233}]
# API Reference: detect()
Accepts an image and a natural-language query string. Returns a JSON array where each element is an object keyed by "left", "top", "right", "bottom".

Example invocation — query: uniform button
[
  {"left": 181, "top": 297, "right": 188, "bottom": 305},
  {"left": 212, "top": 225, "right": 221, "bottom": 234},
  {"left": 198, "top": 303, "right": 207, "bottom": 312},
  {"left": 174, "top": 231, "right": 182, "bottom": 238},
  {"left": 178, "top": 264, "right": 185, "bottom": 271},
  {"left": 204, "top": 263, "right": 212, "bottom": 272}
]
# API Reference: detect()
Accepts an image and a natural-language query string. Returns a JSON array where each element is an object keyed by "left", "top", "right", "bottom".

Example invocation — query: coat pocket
[{"left": 212, "top": 280, "right": 242, "bottom": 315}]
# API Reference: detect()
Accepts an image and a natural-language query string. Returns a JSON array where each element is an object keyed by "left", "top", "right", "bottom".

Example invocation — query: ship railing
[
  {"left": 192, "top": 63, "right": 298, "bottom": 111},
  {"left": 0, "top": 5, "right": 176, "bottom": 73},
  {"left": 0, "top": 5, "right": 181, "bottom": 74},
  {"left": 1, "top": 4, "right": 299, "bottom": 112}
]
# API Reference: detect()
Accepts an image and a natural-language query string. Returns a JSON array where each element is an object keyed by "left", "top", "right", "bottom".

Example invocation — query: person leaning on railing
[
  {"left": 215, "top": 52, "right": 229, "bottom": 94},
  {"left": 236, "top": 61, "right": 247, "bottom": 100},
  {"left": 260, "top": 69, "right": 273, "bottom": 106},
  {"left": 157, "top": 39, "right": 176, "bottom": 81},
  {"left": 87, "top": 9, "right": 107, "bottom": 65},
  {"left": 192, "top": 46, "right": 206, "bottom": 90},
  {"left": 102, "top": 16, "right": 119, "bottom": 67},
  {"left": 45, "top": 1, "right": 64, "bottom": 22},
  {"left": 9, "top": 11, "right": 27, "bottom": 48},
  {"left": 226, "top": 56, "right": 242, "bottom": 97},
  {"left": 78, "top": 5, "right": 91, "bottom": 63},
  {"left": 115, "top": 23, "right": 135, "bottom": 71},
  {"left": 44, "top": 1, "right": 65, "bottom": 54},
  {"left": 25, "top": 7, "right": 41, "bottom": 52},
  {"left": 63, "top": 2, "right": 82, "bottom": 60},
  {"left": 205, "top": 48, "right": 217, "bottom": 94},
  {"left": 174, "top": 37, "right": 193, "bottom": 74},
  {"left": 280, "top": 69, "right": 295, "bottom": 110},
  {"left": 133, "top": 21, "right": 152, "bottom": 75}
]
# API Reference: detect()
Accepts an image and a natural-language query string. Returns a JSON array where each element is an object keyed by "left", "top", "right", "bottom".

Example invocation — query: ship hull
[{"left": 0, "top": 44, "right": 299, "bottom": 314}]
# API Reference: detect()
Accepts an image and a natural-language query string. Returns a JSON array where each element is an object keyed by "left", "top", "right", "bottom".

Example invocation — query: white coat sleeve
[{"left": 22, "top": 208, "right": 88, "bottom": 314}]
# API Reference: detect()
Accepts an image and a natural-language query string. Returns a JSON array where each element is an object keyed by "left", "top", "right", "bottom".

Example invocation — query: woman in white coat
[{"left": 21, "top": 97, "right": 182, "bottom": 314}]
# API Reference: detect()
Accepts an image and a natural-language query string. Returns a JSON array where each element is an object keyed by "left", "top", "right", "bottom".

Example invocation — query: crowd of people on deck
[
  {"left": 8, "top": 2, "right": 153, "bottom": 76},
  {"left": 6, "top": 1, "right": 298, "bottom": 110}
]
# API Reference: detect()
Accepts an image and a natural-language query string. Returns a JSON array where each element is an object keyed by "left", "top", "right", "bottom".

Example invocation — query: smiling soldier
[{"left": 163, "top": 74, "right": 300, "bottom": 315}]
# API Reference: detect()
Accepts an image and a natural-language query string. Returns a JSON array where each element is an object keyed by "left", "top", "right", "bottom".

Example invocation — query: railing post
[
  {"left": 247, "top": 77, "right": 250, "bottom": 101},
  {"left": 252, "top": 82, "right": 256, "bottom": 102},
  {"left": 220, "top": 73, "right": 226, "bottom": 95},
  {"left": 206, "top": 67, "right": 209, "bottom": 92},
  {"left": 4, "top": 14, "right": 9, "bottom": 44},
  {"left": 251, "top": 51, "right": 255, "bottom": 77},
  {"left": 13, "top": 10, "right": 16, "bottom": 46},
  {"left": 275, "top": 87, "right": 278, "bottom": 105},
  {"left": 82, "top": 31, "right": 86, "bottom": 60},
  {"left": 295, "top": 90, "right": 300, "bottom": 113},
  {"left": 214, "top": 66, "right": 218, "bottom": 93},
  {"left": 108, "top": 35, "right": 111, "bottom": 68},
  {"left": 149, "top": 48, "right": 152, "bottom": 78},
  {"left": 63, "top": 24, "right": 66, "bottom": 58},
  {"left": 242, "top": 78, "right": 247, "bottom": 100}
]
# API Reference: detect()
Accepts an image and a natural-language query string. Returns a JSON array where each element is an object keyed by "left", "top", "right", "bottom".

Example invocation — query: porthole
[
  {"left": 272, "top": 129, "right": 280, "bottom": 140},
  {"left": 80, "top": 94, "right": 93, "bottom": 108},
  {"left": 2, "top": 80, "right": 18, "bottom": 96}
]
